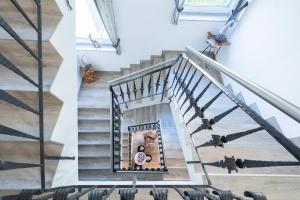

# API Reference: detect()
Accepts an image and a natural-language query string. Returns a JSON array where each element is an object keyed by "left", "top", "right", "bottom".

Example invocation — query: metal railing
[
  {"left": 109, "top": 57, "right": 179, "bottom": 110},
  {"left": 0, "top": 0, "right": 45, "bottom": 188},
  {"left": 0, "top": 184, "right": 267, "bottom": 200},
  {"left": 186, "top": 46, "right": 300, "bottom": 124},
  {"left": 108, "top": 46, "right": 300, "bottom": 196}
]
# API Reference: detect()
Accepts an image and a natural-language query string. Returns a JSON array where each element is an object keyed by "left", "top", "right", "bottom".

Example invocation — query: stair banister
[
  {"left": 180, "top": 53, "right": 300, "bottom": 161},
  {"left": 108, "top": 57, "right": 178, "bottom": 87},
  {"left": 186, "top": 46, "right": 300, "bottom": 124}
]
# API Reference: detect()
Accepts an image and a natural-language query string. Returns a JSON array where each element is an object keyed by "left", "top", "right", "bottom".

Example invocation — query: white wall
[
  {"left": 50, "top": 0, "right": 78, "bottom": 186},
  {"left": 77, "top": 0, "right": 223, "bottom": 71},
  {"left": 218, "top": 0, "right": 300, "bottom": 138}
]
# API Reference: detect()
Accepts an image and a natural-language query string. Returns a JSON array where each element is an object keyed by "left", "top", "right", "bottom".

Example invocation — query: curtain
[
  {"left": 172, "top": 0, "right": 185, "bottom": 25},
  {"left": 94, "top": 0, "right": 121, "bottom": 54}
]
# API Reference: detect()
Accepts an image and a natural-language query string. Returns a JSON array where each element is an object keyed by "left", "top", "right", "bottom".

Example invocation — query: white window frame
[
  {"left": 76, "top": 37, "right": 115, "bottom": 51},
  {"left": 180, "top": 0, "right": 239, "bottom": 22}
]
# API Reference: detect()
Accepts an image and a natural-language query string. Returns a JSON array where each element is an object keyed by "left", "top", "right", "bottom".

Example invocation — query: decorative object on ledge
[
  {"left": 88, "top": 33, "right": 102, "bottom": 48},
  {"left": 203, "top": 0, "right": 249, "bottom": 59},
  {"left": 80, "top": 64, "right": 97, "bottom": 84}
]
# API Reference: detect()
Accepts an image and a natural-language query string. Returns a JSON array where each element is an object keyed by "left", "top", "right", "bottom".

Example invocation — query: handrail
[
  {"left": 108, "top": 57, "right": 178, "bottom": 86},
  {"left": 186, "top": 46, "right": 300, "bottom": 124}
]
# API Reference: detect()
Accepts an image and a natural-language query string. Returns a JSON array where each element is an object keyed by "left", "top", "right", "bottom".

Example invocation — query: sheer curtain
[
  {"left": 94, "top": 0, "right": 121, "bottom": 54},
  {"left": 172, "top": 0, "right": 185, "bottom": 25}
]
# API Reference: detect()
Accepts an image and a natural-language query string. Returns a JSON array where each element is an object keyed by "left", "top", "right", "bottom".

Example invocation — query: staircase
[
  {"left": 0, "top": 0, "right": 63, "bottom": 188},
  {"left": 77, "top": 51, "right": 193, "bottom": 181},
  {"left": 105, "top": 47, "right": 300, "bottom": 199},
  {"left": 78, "top": 71, "right": 121, "bottom": 180}
]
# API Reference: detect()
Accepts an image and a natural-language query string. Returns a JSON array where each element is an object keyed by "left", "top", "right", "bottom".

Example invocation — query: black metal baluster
[
  {"left": 160, "top": 66, "right": 172, "bottom": 102},
  {"left": 140, "top": 76, "right": 144, "bottom": 97},
  {"left": 196, "top": 127, "right": 264, "bottom": 148},
  {"left": 186, "top": 89, "right": 222, "bottom": 124},
  {"left": 190, "top": 105, "right": 239, "bottom": 135},
  {"left": 200, "top": 91, "right": 223, "bottom": 113},
  {"left": 0, "top": 89, "right": 39, "bottom": 114},
  {"left": 10, "top": 0, "right": 39, "bottom": 32},
  {"left": 0, "top": 53, "right": 39, "bottom": 87},
  {"left": 148, "top": 74, "right": 152, "bottom": 96},
  {"left": 119, "top": 84, "right": 125, "bottom": 103},
  {"left": 126, "top": 82, "right": 131, "bottom": 101},
  {"left": 186, "top": 87, "right": 222, "bottom": 124},
  {"left": 173, "top": 59, "right": 189, "bottom": 93},
  {"left": 0, "top": 160, "right": 41, "bottom": 170},
  {"left": 0, "top": 124, "right": 40, "bottom": 140},
  {"left": 66, "top": 186, "right": 97, "bottom": 200},
  {"left": 175, "top": 64, "right": 192, "bottom": 97},
  {"left": 178, "top": 68, "right": 197, "bottom": 101},
  {"left": 238, "top": 159, "right": 300, "bottom": 168},
  {"left": 170, "top": 56, "right": 184, "bottom": 88},
  {"left": 133, "top": 80, "right": 137, "bottom": 100},
  {"left": 0, "top": 16, "right": 38, "bottom": 60},
  {"left": 155, "top": 70, "right": 162, "bottom": 94},
  {"left": 180, "top": 74, "right": 204, "bottom": 109},
  {"left": 202, "top": 156, "right": 300, "bottom": 174},
  {"left": 213, "top": 105, "right": 239, "bottom": 123},
  {"left": 111, "top": 87, "right": 119, "bottom": 104},
  {"left": 244, "top": 191, "right": 267, "bottom": 200},
  {"left": 183, "top": 82, "right": 212, "bottom": 116},
  {"left": 36, "top": 1, "right": 45, "bottom": 189},
  {"left": 45, "top": 156, "right": 75, "bottom": 160}
]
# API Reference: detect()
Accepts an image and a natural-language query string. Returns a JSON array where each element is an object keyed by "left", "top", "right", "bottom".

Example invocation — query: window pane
[
  {"left": 76, "top": 0, "right": 110, "bottom": 40},
  {"left": 185, "top": 0, "right": 231, "bottom": 6}
]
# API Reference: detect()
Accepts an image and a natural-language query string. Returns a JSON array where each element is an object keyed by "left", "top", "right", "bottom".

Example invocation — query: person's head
[
  {"left": 138, "top": 145, "right": 145, "bottom": 152},
  {"left": 146, "top": 154, "right": 152, "bottom": 162}
]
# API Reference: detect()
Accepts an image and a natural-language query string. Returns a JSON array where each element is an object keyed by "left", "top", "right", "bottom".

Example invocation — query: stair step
[
  {"left": 151, "top": 55, "right": 164, "bottom": 65},
  {"left": 130, "top": 64, "right": 142, "bottom": 72},
  {"left": 140, "top": 60, "right": 153, "bottom": 69},
  {"left": 121, "top": 68, "right": 132, "bottom": 75},
  {"left": 0, "top": 40, "right": 62, "bottom": 91},
  {"left": 78, "top": 108, "right": 110, "bottom": 120},
  {"left": 78, "top": 157, "right": 111, "bottom": 170},
  {"left": 78, "top": 132, "right": 110, "bottom": 145},
  {"left": 162, "top": 50, "right": 183, "bottom": 60},
  {"left": 78, "top": 145, "right": 110, "bottom": 157},
  {"left": 78, "top": 126, "right": 111, "bottom": 133},
  {"left": 78, "top": 101, "right": 111, "bottom": 109},
  {"left": 0, "top": 91, "right": 62, "bottom": 141},
  {"left": 0, "top": 141, "right": 63, "bottom": 189},
  {"left": 0, "top": 0, "right": 62, "bottom": 40},
  {"left": 78, "top": 119, "right": 110, "bottom": 128}
]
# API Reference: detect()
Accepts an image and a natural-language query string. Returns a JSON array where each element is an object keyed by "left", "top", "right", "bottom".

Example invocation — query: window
[
  {"left": 181, "top": 0, "right": 238, "bottom": 21},
  {"left": 76, "top": 0, "right": 113, "bottom": 50}
]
